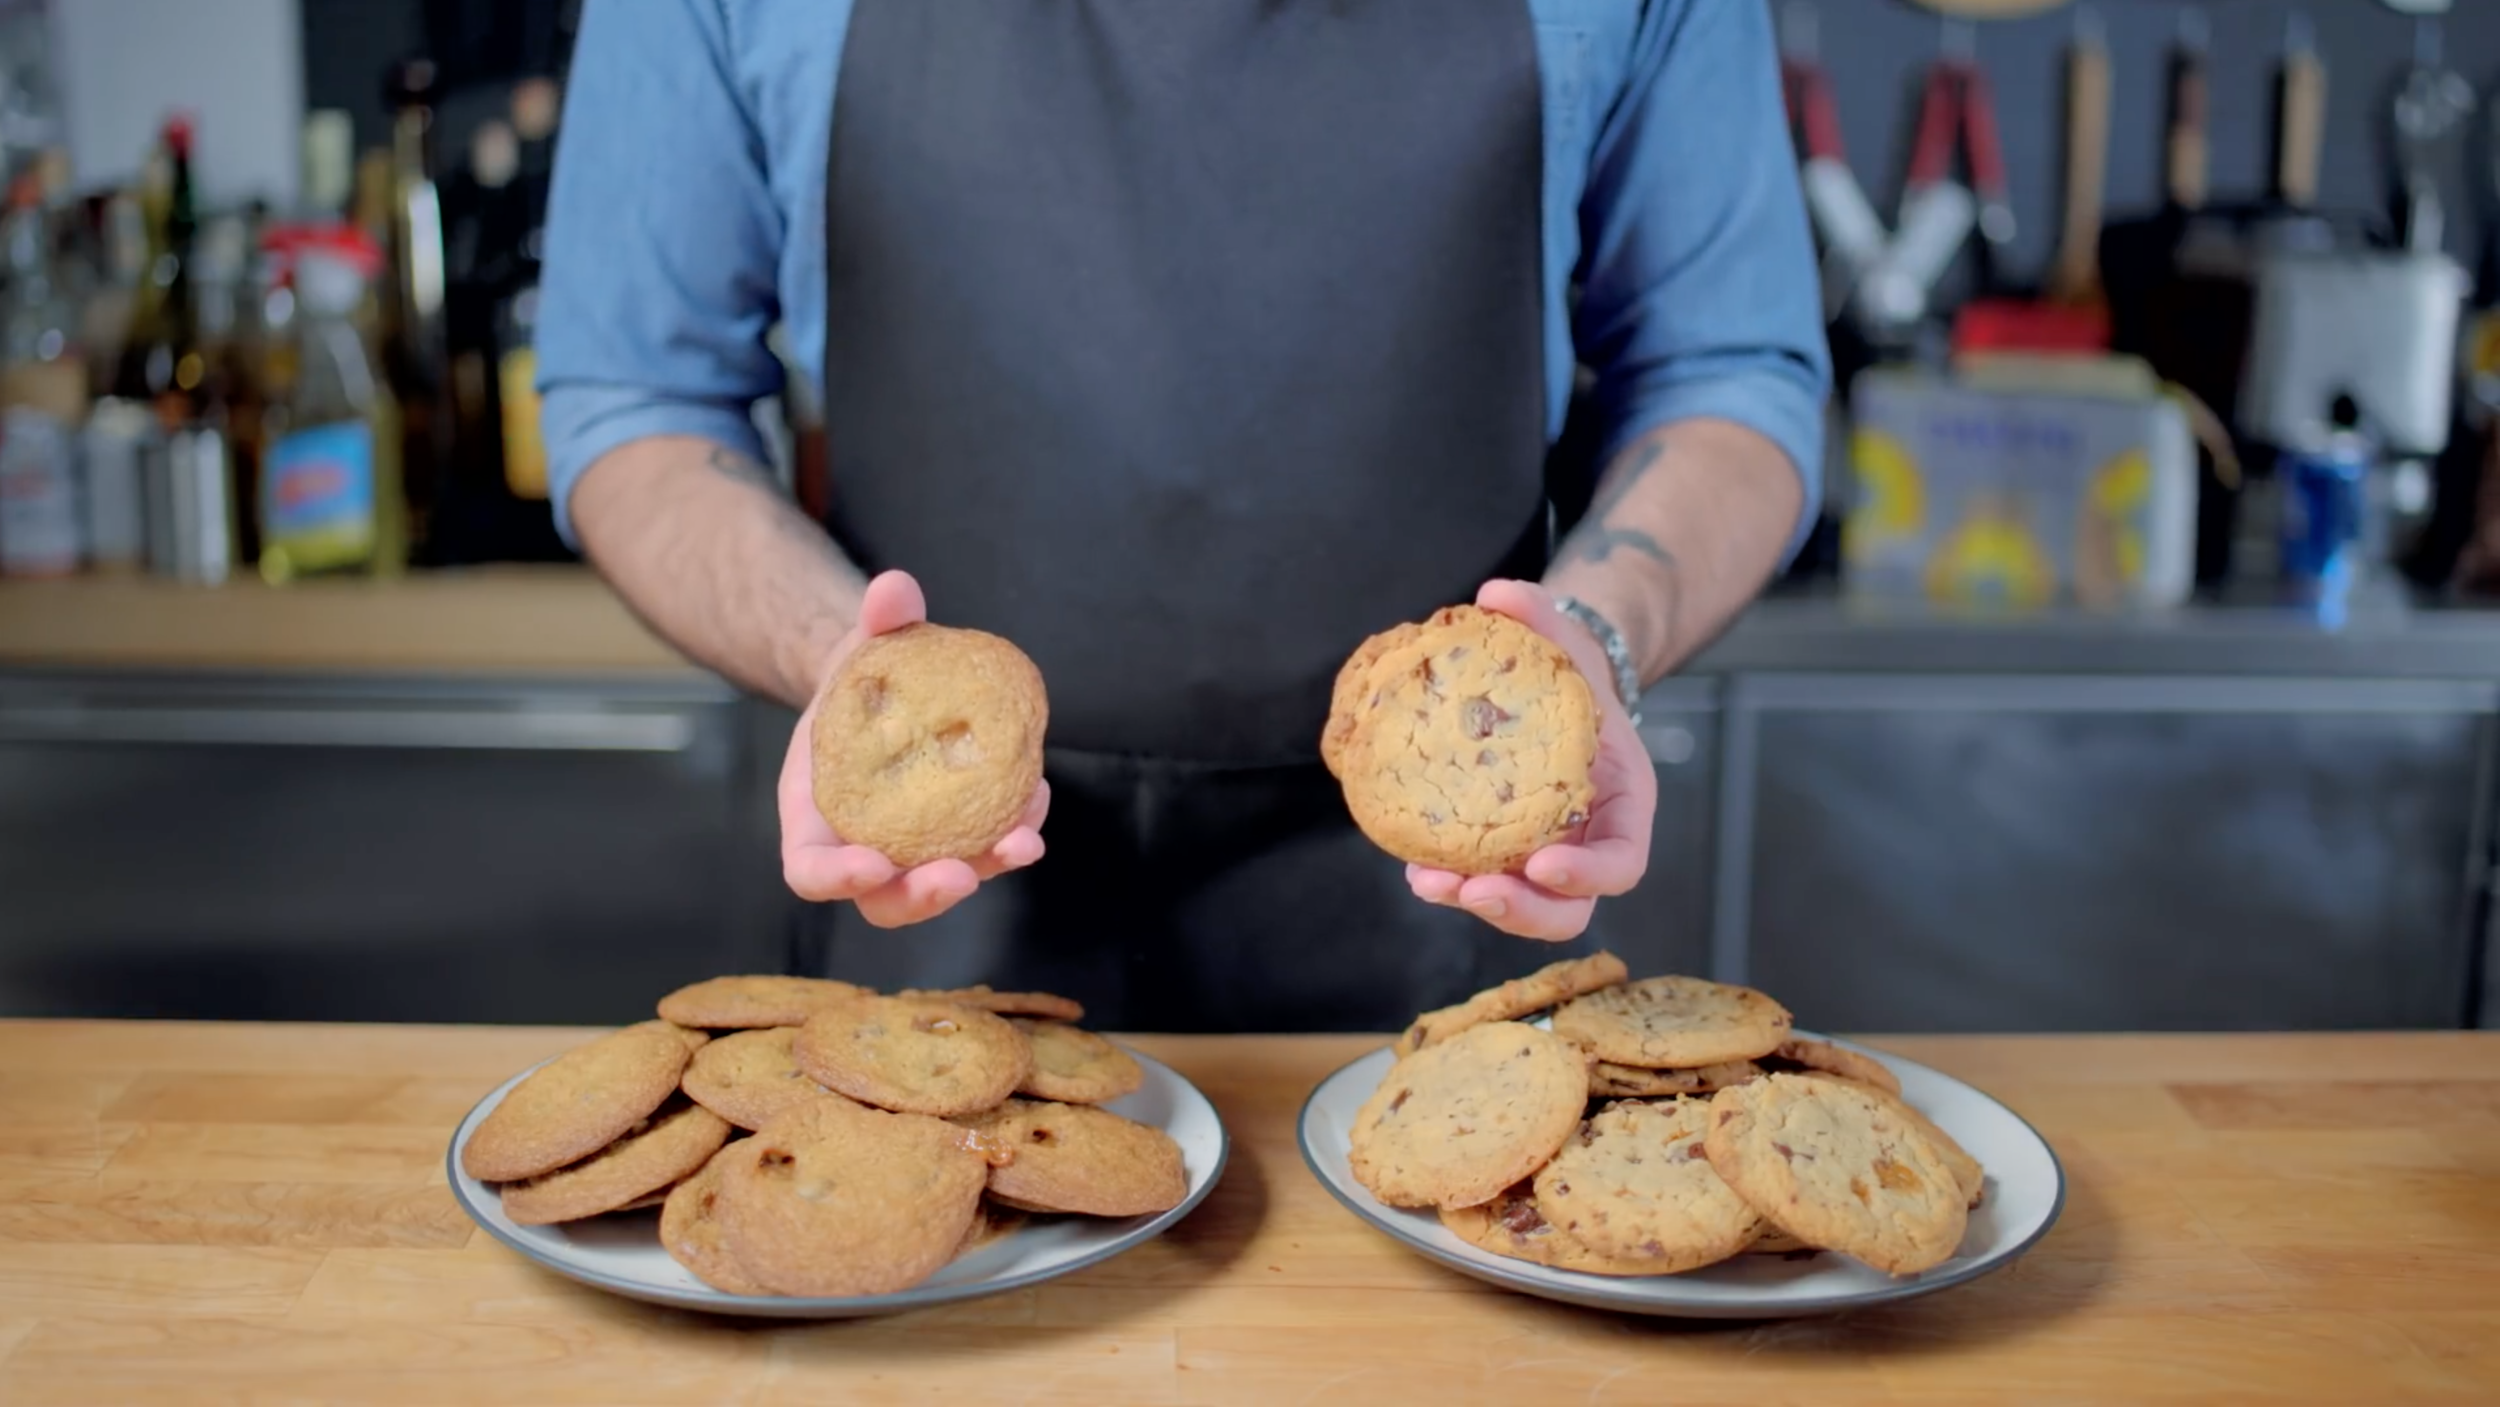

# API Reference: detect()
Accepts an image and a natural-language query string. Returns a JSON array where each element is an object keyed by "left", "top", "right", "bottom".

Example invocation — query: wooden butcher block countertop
[{"left": 0, "top": 1022, "right": 2495, "bottom": 1404}]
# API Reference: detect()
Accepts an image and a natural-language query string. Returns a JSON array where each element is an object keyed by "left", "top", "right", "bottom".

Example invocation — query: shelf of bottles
[{"left": 0, "top": 54, "right": 568, "bottom": 587}]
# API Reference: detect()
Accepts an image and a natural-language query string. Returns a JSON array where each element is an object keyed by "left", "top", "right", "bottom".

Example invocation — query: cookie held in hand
[
  {"left": 1325, "top": 606, "right": 1598, "bottom": 876},
  {"left": 812, "top": 622, "right": 1047, "bottom": 868}
]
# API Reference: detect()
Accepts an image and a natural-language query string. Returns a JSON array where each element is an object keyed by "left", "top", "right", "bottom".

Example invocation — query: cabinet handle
[{"left": 0, "top": 704, "right": 698, "bottom": 753}]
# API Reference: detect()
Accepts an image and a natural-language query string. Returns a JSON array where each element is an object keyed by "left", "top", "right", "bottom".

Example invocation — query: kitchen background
[{"left": 1, "top": 0, "right": 2498, "bottom": 1034}]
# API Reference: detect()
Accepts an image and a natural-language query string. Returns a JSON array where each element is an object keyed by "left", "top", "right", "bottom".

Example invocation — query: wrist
[{"left": 1550, "top": 593, "right": 1643, "bottom": 725}]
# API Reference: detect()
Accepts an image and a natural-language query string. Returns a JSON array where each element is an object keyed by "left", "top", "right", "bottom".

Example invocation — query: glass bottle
[
  {"left": 0, "top": 167, "right": 86, "bottom": 577},
  {"left": 258, "top": 226, "right": 402, "bottom": 582}
]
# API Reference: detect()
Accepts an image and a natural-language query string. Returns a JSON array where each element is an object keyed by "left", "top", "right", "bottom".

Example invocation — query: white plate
[
  {"left": 447, "top": 1045, "right": 1229, "bottom": 1318},
  {"left": 1298, "top": 1032, "right": 2064, "bottom": 1318}
]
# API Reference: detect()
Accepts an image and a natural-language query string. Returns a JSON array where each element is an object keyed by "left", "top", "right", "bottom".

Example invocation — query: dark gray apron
[{"left": 807, "top": 0, "right": 1610, "bottom": 1031}]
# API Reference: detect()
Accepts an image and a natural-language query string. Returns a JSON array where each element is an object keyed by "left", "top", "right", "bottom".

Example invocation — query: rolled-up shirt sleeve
[
  {"left": 535, "top": 0, "right": 786, "bottom": 547},
  {"left": 1573, "top": 0, "right": 1833, "bottom": 564}
]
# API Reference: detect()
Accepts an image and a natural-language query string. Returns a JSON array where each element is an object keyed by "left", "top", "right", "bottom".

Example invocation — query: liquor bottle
[
  {"left": 380, "top": 57, "right": 447, "bottom": 562},
  {"left": 113, "top": 116, "right": 236, "bottom": 584},
  {"left": 258, "top": 225, "right": 402, "bottom": 582},
  {"left": 0, "top": 168, "right": 87, "bottom": 578}
]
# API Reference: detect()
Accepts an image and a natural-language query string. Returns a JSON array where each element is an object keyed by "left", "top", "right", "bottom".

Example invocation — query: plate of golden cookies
[
  {"left": 1298, "top": 954, "right": 2063, "bottom": 1317},
  {"left": 447, "top": 975, "right": 1227, "bottom": 1317}
]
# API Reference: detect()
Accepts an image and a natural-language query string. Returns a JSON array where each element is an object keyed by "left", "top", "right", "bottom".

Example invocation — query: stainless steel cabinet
[
  {"left": 1603, "top": 680, "right": 1718, "bottom": 978},
  {"left": 0, "top": 670, "right": 783, "bottom": 1025},
  {"left": 1724, "top": 675, "right": 2496, "bottom": 1033}
]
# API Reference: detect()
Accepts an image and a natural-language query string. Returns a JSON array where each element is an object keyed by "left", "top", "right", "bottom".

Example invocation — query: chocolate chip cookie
[
  {"left": 1439, "top": 1183, "right": 1667, "bottom": 1277},
  {"left": 957, "top": 1099, "right": 1189, "bottom": 1218},
  {"left": 811, "top": 622, "right": 1048, "bottom": 868},
  {"left": 681, "top": 1026, "right": 855, "bottom": 1130},
  {"left": 1550, "top": 975, "right": 1793, "bottom": 1068},
  {"left": 1763, "top": 1037, "right": 1902, "bottom": 1097},
  {"left": 1586, "top": 1058, "right": 1762, "bottom": 1100},
  {"left": 1320, "top": 620, "right": 1422, "bottom": 779},
  {"left": 1702, "top": 1072, "right": 1969, "bottom": 1276},
  {"left": 900, "top": 984, "right": 1084, "bottom": 1023},
  {"left": 1330, "top": 605, "right": 1600, "bottom": 876},
  {"left": 660, "top": 1139, "right": 772, "bottom": 1295},
  {"left": 1393, "top": 950, "right": 1628, "bottom": 1057},
  {"left": 714, "top": 1097, "right": 989, "bottom": 1297},
  {"left": 656, "top": 975, "right": 867, "bottom": 1030},
  {"left": 1531, "top": 1099, "right": 1762, "bottom": 1272},
  {"left": 1346, "top": 1021, "right": 1587, "bottom": 1210},
  {"left": 1013, "top": 1021, "right": 1144, "bottom": 1105},
  {"left": 461, "top": 1021, "right": 692, "bottom": 1184},
  {"left": 498, "top": 1098, "right": 732, "bottom": 1226},
  {"left": 792, "top": 994, "right": 1032, "bottom": 1118}
]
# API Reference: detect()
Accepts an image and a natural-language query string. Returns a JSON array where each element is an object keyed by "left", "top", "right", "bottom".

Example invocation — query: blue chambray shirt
[{"left": 537, "top": 0, "right": 1832, "bottom": 560}]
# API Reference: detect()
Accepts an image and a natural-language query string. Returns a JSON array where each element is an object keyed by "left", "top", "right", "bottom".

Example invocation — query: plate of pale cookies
[
  {"left": 447, "top": 975, "right": 1227, "bottom": 1317},
  {"left": 1298, "top": 953, "right": 2064, "bottom": 1317}
]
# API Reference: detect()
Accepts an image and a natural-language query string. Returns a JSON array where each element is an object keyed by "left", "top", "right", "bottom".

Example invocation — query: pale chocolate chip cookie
[
  {"left": 1439, "top": 1183, "right": 1668, "bottom": 1277},
  {"left": 660, "top": 1139, "right": 772, "bottom": 1295},
  {"left": 681, "top": 1026, "right": 856, "bottom": 1131},
  {"left": 1346, "top": 1021, "right": 1587, "bottom": 1211},
  {"left": 1587, "top": 1058, "right": 1762, "bottom": 1100},
  {"left": 1531, "top": 1098, "right": 1763, "bottom": 1272},
  {"left": 656, "top": 975, "right": 867, "bottom": 1030},
  {"left": 714, "top": 1097, "right": 988, "bottom": 1297},
  {"left": 1332, "top": 605, "right": 1600, "bottom": 876},
  {"left": 1393, "top": 950, "right": 1629, "bottom": 1058},
  {"left": 899, "top": 984, "right": 1084, "bottom": 1023},
  {"left": 1320, "top": 620, "right": 1422, "bottom": 779},
  {"left": 1763, "top": 1037, "right": 1902, "bottom": 1097},
  {"left": 1702, "top": 1073, "right": 1969, "bottom": 1276},
  {"left": 461, "top": 1021, "right": 692, "bottom": 1184},
  {"left": 1550, "top": 975, "right": 1793, "bottom": 1068},
  {"left": 811, "top": 622, "right": 1048, "bottom": 868},
  {"left": 792, "top": 994, "right": 1033, "bottom": 1118},
  {"left": 1013, "top": 1020, "right": 1144, "bottom": 1105},
  {"left": 957, "top": 1099, "right": 1189, "bottom": 1218},
  {"left": 498, "top": 1098, "right": 732, "bottom": 1226}
]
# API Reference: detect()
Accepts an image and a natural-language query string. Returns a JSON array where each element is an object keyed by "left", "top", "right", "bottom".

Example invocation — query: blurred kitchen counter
[{"left": 0, "top": 566, "right": 700, "bottom": 677}]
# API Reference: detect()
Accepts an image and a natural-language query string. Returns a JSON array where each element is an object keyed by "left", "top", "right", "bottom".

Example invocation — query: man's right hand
[{"left": 777, "top": 569, "right": 1050, "bottom": 926}]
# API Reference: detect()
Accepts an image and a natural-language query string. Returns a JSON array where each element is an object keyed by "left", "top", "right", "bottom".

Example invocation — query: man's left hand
[{"left": 1404, "top": 579, "right": 1656, "bottom": 941}]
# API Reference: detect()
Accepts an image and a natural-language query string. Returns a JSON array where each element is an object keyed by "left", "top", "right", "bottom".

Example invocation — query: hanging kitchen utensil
[
  {"left": 2389, "top": 16, "right": 2475, "bottom": 255},
  {"left": 2047, "top": 3, "right": 2110, "bottom": 307},
  {"left": 1780, "top": 4, "right": 1888, "bottom": 323},
  {"left": 2165, "top": 7, "right": 2210, "bottom": 213},
  {"left": 2274, "top": 13, "right": 2327, "bottom": 212},
  {"left": 1843, "top": 21, "right": 2006, "bottom": 343}
]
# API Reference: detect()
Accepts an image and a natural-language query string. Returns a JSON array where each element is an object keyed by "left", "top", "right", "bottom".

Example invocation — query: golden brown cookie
[
  {"left": 666, "top": 1024, "right": 712, "bottom": 1054},
  {"left": 1531, "top": 1099, "right": 1762, "bottom": 1272},
  {"left": 714, "top": 1097, "right": 988, "bottom": 1297},
  {"left": 1013, "top": 1020, "right": 1144, "bottom": 1104},
  {"left": 656, "top": 975, "right": 867, "bottom": 1030},
  {"left": 1346, "top": 1021, "right": 1587, "bottom": 1211},
  {"left": 1550, "top": 975, "right": 1793, "bottom": 1068},
  {"left": 1393, "top": 951, "right": 1629, "bottom": 1057},
  {"left": 1319, "top": 620, "right": 1422, "bottom": 779},
  {"left": 497, "top": 1099, "right": 732, "bottom": 1226},
  {"left": 660, "top": 1139, "right": 772, "bottom": 1295},
  {"left": 958, "top": 1099, "right": 1189, "bottom": 1218},
  {"left": 1763, "top": 1037, "right": 1902, "bottom": 1096},
  {"left": 1439, "top": 1184, "right": 1667, "bottom": 1277},
  {"left": 1332, "top": 605, "right": 1600, "bottom": 876},
  {"left": 681, "top": 1026, "right": 857, "bottom": 1130},
  {"left": 1702, "top": 1073, "right": 1968, "bottom": 1276},
  {"left": 811, "top": 622, "right": 1048, "bottom": 867},
  {"left": 461, "top": 1021, "right": 692, "bottom": 1184},
  {"left": 900, "top": 984, "right": 1085, "bottom": 1023},
  {"left": 793, "top": 994, "right": 1033, "bottom": 1117},
  {"left": 1748, "top": 1225, "right": 1818, "bottom": 1256},
  {"left": 1587, "top": 1058, "right": 1762, "bottom": 1099}
]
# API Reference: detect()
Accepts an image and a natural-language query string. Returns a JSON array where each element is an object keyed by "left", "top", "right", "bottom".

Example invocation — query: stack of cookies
[
  {"left": 1346, "top": 954, "right": 1986, "bottom": 1278},
  {"left": 456, "top": 974, "right": 1190, "bottom": 1299},
  {"left": 1322, "top": 605, "right": 1600, "bottom": 876}
]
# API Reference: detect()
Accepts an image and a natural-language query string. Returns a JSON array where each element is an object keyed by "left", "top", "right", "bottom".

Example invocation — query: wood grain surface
[
  {"left": 0, "top": 568, "right": 697, "bottom": 676},
  {"left": 0, "top": 1021, "right": 2494, "bottom": 1404}
]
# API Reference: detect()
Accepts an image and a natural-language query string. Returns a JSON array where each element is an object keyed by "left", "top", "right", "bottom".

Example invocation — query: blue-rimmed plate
[
  {"left": 450, "top": 1044, "right": 1227, "bottom": 1318},
  {"left": 1298, "top": 1031, "right": 2062, "bottom": 1318}
]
